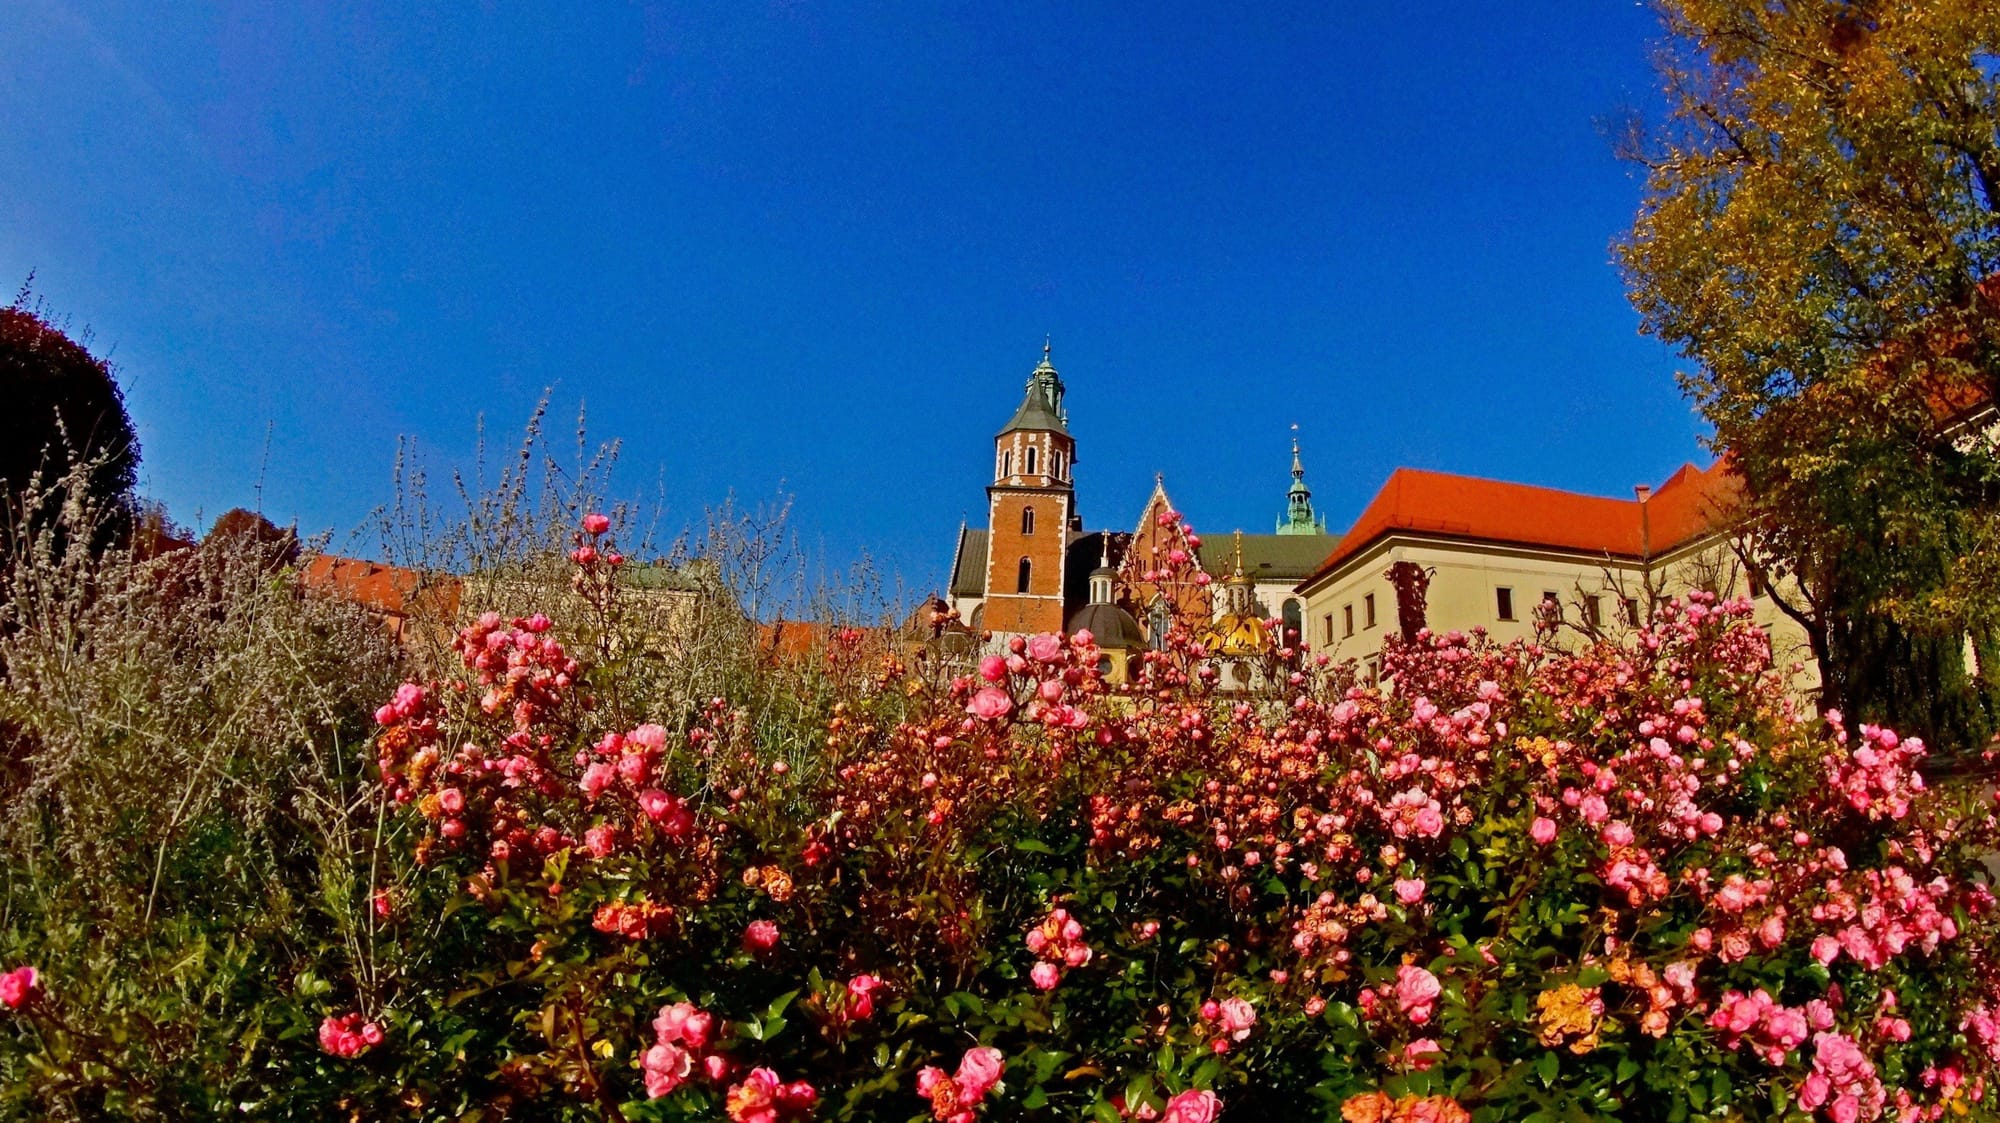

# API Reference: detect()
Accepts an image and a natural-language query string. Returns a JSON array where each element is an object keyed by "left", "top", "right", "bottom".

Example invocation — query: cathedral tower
[
  {"left": 1276, "top": 427, "right": 1328, "bottom": 535},
  {"left": 981, "top": 341, "right": 1076, "bottom": 636}
]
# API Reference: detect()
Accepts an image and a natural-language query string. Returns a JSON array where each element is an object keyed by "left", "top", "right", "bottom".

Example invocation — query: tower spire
[{"left": 1276, "top": 424, "right": 1327, "bottom": 536}]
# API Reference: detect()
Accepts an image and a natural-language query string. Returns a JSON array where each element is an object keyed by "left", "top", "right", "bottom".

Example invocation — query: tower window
[
  {"left": 1016, "top": 558, "right": 1032, "bottom": 593},
  {"left": 1025, "top": 446, "right": 1039, "bottom": 474},
  {"left": 1002, "top": 450, "right": 1013, "bottom": 478},
  {"left": 1021, "top": 507, "right": 1035, "bottom": 535}
]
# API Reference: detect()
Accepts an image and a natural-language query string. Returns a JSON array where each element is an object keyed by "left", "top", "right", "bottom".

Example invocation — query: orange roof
[
  {"left": 757, "top": 620, "right": 898, "bottom": 664},
  {"left": 301, "top": 554, "right": 462, "bottom": 619},
  {"left": 759, "top": 620, "right": 827, "bottom": 661},
  {"left": 1301, "top": 461, "right": 1742, "bottom": 590}
]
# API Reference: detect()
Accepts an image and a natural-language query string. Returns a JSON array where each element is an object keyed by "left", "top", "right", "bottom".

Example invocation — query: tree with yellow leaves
[{"left": 1619, "top": 0, "right": 2000, "bottom": 753}]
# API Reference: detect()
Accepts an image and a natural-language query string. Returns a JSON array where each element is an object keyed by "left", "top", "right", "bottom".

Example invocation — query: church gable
[{"left": 1115, "top": 479, "right": 1213, "bottom": 633}]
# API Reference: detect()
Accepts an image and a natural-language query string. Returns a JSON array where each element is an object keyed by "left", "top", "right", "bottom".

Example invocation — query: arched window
[
  {"left": 1016, "top": 558, "right": 1033, "bottom": 593},
  {"left": 1148, "top": 600, "right": 1171, "bottom": 651},
  {"left": 1025, "top": 446, "right": 1039, "bottom": 474},
  {"left": 1052, "top": 450, "right": 1063, "bottom": 479},
  {"left": 1001, "top": 450, "right": 1013, "bottom": 478},
  {"left": 1282, "top": 598, "right": 1303, "bottom": 641},
  {"left": 1021, "top": 506, "right": 1036, "bottom": 534}
]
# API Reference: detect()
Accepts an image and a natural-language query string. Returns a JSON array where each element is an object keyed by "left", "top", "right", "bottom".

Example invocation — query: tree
[
  {"left": 0, "top": 296, "right": 141, "bottom": 552},
  {"left": 203, "top": 508, "right": 300, "bottom": 568},
  {"left": 1617, "top": 0, "right": 2000, "bottom": 752}
]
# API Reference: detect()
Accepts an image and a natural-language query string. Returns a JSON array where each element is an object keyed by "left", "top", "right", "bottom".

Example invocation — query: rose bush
[{"left": 4, "top": 510, "right": 1998, "bottom": 1121}]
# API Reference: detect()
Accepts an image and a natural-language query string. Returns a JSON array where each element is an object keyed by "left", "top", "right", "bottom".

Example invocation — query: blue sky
[{"left": 0, "top": 2, "right": 1699, "bottom": 592}]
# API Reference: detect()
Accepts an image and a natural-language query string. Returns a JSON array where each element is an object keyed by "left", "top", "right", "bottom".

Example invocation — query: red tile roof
[
  {"left": 1300, "top": 461, "right": 1742, "bottom": 590},
  {"left": 301, "top": 555, "right": 462, "bottom": 619}
]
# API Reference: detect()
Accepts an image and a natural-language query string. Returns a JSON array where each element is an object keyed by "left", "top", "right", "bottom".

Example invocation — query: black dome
[{"left": 1066, "top": 602, "right": 1146, "bottom": 649}]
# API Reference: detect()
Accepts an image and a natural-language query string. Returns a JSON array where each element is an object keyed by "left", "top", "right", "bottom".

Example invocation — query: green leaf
[{"left": 1536, "top": 1050, "right": 1559, "bottom": 1087}]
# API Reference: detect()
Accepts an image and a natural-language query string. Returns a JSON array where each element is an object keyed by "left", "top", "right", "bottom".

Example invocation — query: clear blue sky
[{"left": 1, "top": 1, "right": 1701, "bottom": 591}]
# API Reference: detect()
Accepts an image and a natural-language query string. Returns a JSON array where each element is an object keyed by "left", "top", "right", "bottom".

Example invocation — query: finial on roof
[{"left": 1232, "top": 529, "right": 1245, "bottom": 578}]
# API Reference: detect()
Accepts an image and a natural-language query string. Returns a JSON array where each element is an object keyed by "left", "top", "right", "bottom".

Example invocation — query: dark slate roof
[
  {"left": 949, "top": 527, "right": 988, "bottom": 598},
  {"left": 999, "top": 379, "right": 1068, "bottom": 435},
  {"left": 1067, "top": 601, "right": 1146, "bottom": 649},
  {"left": 1197, "top": 533, "right": 1331, "bottom": 582}
]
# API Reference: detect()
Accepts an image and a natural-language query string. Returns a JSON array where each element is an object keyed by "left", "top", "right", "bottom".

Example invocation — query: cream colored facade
[{"left": 1298, "top": 534, "right": 1820, "bottom": 692}]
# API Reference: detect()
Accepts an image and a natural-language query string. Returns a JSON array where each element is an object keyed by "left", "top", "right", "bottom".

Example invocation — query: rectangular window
[
  {"left": 1364, "top": 655, "right": 1380, "bottom": 685},
  {"left": 1364, "top": 593, "right": 1376, "bottom": 628},
  {"left": 1343, "top": 604, "right": 1355, "bottom": 636},
  {"left": 1624, "top": 597, "right": 1641, "bottom": 625},
  {"left": 1540, "top": 591, "right": 1561, "bottom": 623},
  {"left": 1585, "top": 596, "right": 1602, "bottom": 628},
  {"left": 1747, "top": 568, "right": 1766, "bottom": 598},
  {"left": 1495, "top": 587, "right": 1515, "bottom": 621},
  {"left": 1322, "top": 614, "right": 1334, "bottom": 644}
]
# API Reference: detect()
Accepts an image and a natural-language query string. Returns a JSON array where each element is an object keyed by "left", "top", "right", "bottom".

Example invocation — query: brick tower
[{"left": 981, "top": 341, "right": 1076, "bottom": 637}]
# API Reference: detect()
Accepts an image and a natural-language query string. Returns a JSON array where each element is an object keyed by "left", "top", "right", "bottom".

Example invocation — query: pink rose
[
  {"left": 968, "top": 687, "right": 1013, "bottom": 721},
  {"left": 1405, "top": 1037, "right": 1443, "bottom": 1070},
  {"left": 1031, "top": 962, "right": 1062, "bottom": 990},
  {"left": 1798, "top": 1072, "right": 1831, "bottom": 1110},
  {"left": 955, "top": 1045, "right": 1005, "bottom": 1101},
  {"left": 742, "top": 919, "right": 781, "bottom": 954},
  {"left": 726, "top": 1067, "right": 782, "bottom": 1123},
  {"left": 979, "top": 654, "right": 1008, "bottom": 682},
  {"left": 1395, "top": 964, "right": 1442, "bottom": 1025},
  {"left": 1161, "top": 1088, "right": 1221, "bottom": 1123},
  {"left": 1216, "top": 996, "right": 1257, "bottom": 1040},
  {"left": 653, "top": 1002, "right": 715, "bottom": 1050},
  {"left": 1394, "top": 877, "right": 1426, "bottom": 905},
  {"left": 617, "top": 752, "right": 651, "bottom": 786},
  {"left": 643, "top": 1042, "right": 694, "bottom": 1098},
  {"left": 916, "top": 1065, "right": 948, "bottom": 1097},
  {"left": 845, "top": 974, "right": 882, "bottom": 1020},
  {"left": 778, "top": 1080, "right": 817, "bottom": 1113},
  {"left": 0, "top": 966, "right": 39, "bottom": 1009},
  {"left": 583, "top": 824, "right": 619, "bottom": 858},
  {"left": 582, "top": 513, "right": 611, "bottom": 535},
  {"left": 1026, "top": 632, "right": 1065, "bottom": 663},
  {"left": 581, "top": 761, "right": 616, "bottom": 801}
]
